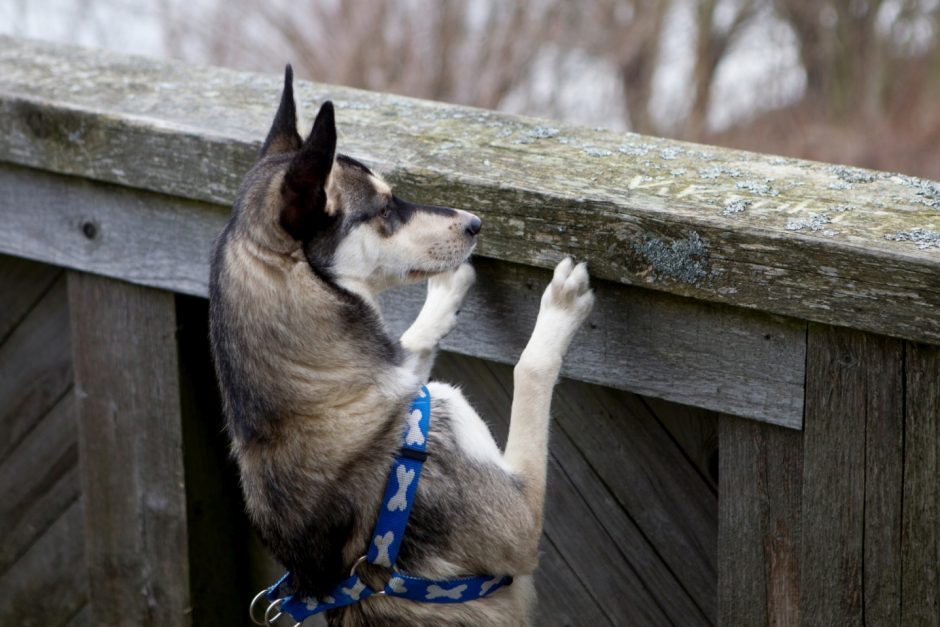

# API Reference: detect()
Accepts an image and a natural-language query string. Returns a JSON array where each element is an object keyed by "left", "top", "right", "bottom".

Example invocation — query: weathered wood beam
[
  {"left": 902, "top": 343, "right": 940, "bottom": 624},
  {"left": 68, "top": 272, "right": 191, "bottom": 626},
  {"left": 1, "top": 37, "right": 938, "bottom": 345},
  {"left": 1, "top": 163, "right": 805, "bottom": 427},
  {"left": 719, "top": 332, "right": 940, "bottom": 625},
  {"left": 718, "top": 414, "right": 802, "bottom": 626},
  {"left": 800, "top": 325, "right": 904, "bottom": 624}
]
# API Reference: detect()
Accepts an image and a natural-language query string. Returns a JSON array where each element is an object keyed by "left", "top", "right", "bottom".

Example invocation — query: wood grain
[
  {"left": 552, "top": 378, "right": 717, "bottom": 623},
  {"left": 644, "top": 395, "right": 719, "bottom": 493},
  {"left": 0, "top": 162, "right": 806, "bottom": 428},
  {"left": 0, "top": 391, "right": 79, "bottom": 575},
  {"left": 1, "top": 37, "right": 939, "bottom": 345},
  {"left": 800, "top": 324, "right": 904, "bottom": 625},
  {"left": 0, "top": 499, "right": 88, "bottom": 627},
  {"left": 902, "top": 342, "right": 940, "bottom": 625},
  {"left": 718, "top": 414, "right": 802, "bottom": 627},
  {"left": 68, "top": 272, "right": 191, "bottom": 626},
  {"left": 536, "top": 535, "right": 614, "bottom": 627},
  {"left": 0, "top": 164, "right": 221, "bottom": 297},
  {"left": 862, "top": 340, "right": 904, "bottom": 625},
  {"left": 0, "top": 253, "right": 61, "bottom": 344},
  {"left": 0, "top": 274, "right": 71, "bottom": 463}
]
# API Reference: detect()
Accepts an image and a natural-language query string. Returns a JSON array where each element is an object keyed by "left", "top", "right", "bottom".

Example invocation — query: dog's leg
[
  {"left": 504, "top": 258, "right": 593, "bottom": 540},
  {"left": 400, "top": 263, "right": 475, "bottom": 382}
]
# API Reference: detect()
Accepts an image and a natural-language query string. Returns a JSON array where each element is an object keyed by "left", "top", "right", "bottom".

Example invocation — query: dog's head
[{"left": 238, "top": 65, "right": 481, "bottom": 292}]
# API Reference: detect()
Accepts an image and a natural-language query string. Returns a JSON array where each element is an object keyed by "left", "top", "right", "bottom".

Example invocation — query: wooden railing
[{"left": 1, "top": 36, "right": 938, "bottom": 626}]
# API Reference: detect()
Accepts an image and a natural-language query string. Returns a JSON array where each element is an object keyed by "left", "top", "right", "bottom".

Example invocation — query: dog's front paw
[
  {"left": 401, "top": 263, "right": 476, "bottom": 353},
  {"left": 427, "top": 262, "right": 476, "bottom": 318},
  {"left": 530, "top": 258, "right": 594, "bottom": 359}
]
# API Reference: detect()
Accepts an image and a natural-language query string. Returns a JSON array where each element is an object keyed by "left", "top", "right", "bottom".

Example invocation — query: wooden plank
[
  {"left": 535, "top": 535, "right": 614, "bottom": 627},
  {"left": 800, "top": 324, "right": 904, "bottom": 625},
  {"left": 0, "top": 164, "right": 221, "bottom": 297},
  {"left": 68, "top": 272, "right": 191, "bottom": 626},
  {"left": 0, "top": 163, "right": 807, "bottom": 428},
  {"left": 2, "top": 37, "right": 940, "bottom": 345},
  {"left": 0, "top": 499, "right": 87, "bottom": 627},
  {"left": 433, "top": 353, "right": 711, "bottom": 626},
  {"left": 645, "top": 396, "right": 719, "bottom": 493},
  {"left": 903, "top": 342, "right": 940, "bottom": 625},
  {"left": 551, "top": 378, "right": 717, "bottom": 623},
  {"left": 862, "top": 343, "right": 905, "bottom": 625},
  {"left": 0, "top": 391, "right": 79, "bottom": 575},
  {"left": 718, "top": 414, "right": 802, "bottom": 626},
  {"left": 0, "top": 253, "right": 61, "bottom": 344},
  {"left": 0, "top": 274, "right": 71, "bottom": 463}
]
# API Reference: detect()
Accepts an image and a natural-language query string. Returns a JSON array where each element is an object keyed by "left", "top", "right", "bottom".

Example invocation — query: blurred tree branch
[{"left": 151, "top": 0, "right": 940, "bottom": 177}]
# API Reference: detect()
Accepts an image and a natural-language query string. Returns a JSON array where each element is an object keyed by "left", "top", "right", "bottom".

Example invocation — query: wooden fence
[{"left": 0, "top": 36, "right": 937, "bottom": 626}]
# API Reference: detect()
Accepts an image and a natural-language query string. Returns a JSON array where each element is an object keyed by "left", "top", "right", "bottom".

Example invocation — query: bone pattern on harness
[
  {"left": 373, "top": 530, "right": 394, "bottom": 567},
  {"left": 387, "top": 465, "right": 415, "bottom": 512},
  {"left": 480, "top": 576, "right": 502, "bottom": 595},
  {"left": 405, "top": 409, "right": 425, "bottom": 446},
  {"left": 388, "top": 576, "right": 408, "bottom": 594},
  {"left": 341, "top": 579, "right": 367, "bottom": 601},
  {"left": 426, "top": 583, "right": 467, "bottom": 600},
  {"left": 257, "top": 386, "right": 512, "bottom": 623}
]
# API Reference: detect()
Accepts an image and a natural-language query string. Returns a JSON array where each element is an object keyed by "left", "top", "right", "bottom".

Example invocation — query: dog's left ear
[
  {"left": 261, "top": 64, "right": 303, "bottom": 157},
  {"left": 279, "top": 101, "right": 337, "bottom": 241}
]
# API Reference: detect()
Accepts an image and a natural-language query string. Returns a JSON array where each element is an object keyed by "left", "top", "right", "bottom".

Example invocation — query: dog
[{"left": 208, "top": 66, "right": 594, "bottom": 626}]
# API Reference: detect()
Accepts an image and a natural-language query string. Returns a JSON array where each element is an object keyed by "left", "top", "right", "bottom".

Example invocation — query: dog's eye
[{"left": 380, "top": 204, "right": 391, "bottom": 218}]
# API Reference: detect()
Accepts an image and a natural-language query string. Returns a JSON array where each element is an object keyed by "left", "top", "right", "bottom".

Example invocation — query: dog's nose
[{"left": 465, "top": 216, "right": 482, "bottom": 236}]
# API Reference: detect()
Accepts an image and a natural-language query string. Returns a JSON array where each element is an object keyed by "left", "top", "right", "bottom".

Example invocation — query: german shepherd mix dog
[{"left": 209, "top": 67, "right": 594, "bottom": 626}]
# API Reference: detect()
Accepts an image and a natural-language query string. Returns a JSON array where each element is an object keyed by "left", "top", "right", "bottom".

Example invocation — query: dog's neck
[
  {"left": 335, "top": 275, "right": 382, "bottom": 313},
  {"left": 226, "top": 239, "right": 411, "bottom": 415}
]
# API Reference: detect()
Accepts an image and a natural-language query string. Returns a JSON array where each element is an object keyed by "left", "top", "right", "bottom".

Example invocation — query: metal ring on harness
[
  {"left": 264, "top": 599, "right": 284, "bottom": 626},
  {"left": 349, "top": 555, "right": 387, "bottom": 597},
  {"left": 263, "top": 599, "right": 301, "bottom": 627},
  {"left": 249, "top": 588, "right": 272, "bottom": 625}
]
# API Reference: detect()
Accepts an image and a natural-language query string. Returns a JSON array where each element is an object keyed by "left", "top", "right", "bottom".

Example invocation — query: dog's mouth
[
  {"left": 407, "top": 253, "right": 473, "bottom": 281},
  {"left": 407, "top": 269, "right": 434, "bottom": 280}
]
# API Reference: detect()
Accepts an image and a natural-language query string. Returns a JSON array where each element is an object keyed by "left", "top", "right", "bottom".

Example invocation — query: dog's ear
[
  {"left": 279, "top": 101, "right": 337, "bottom": 241},
  {"left": 261, "top": 64, "right": 303, "bottom": 157}
]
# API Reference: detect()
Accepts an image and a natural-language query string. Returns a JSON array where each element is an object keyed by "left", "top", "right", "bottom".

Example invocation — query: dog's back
[{"left": 209, "top": 67, "right": 593, "bottom": 626}]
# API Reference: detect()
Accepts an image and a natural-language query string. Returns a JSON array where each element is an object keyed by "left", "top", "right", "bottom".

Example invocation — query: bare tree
[
  {"left": 686, "top": 0, "right": 758, "bottom": 138},
  {"left": 151, "top": 0, "right": 940, "bottom": 176},
  {"left": 157, "top": 0, "right": 566, "bottom": 113}
]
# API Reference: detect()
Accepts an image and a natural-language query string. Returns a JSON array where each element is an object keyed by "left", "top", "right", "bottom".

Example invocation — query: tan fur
[{"left": 210, "top": 90, "right": 594, "bottom": 626}]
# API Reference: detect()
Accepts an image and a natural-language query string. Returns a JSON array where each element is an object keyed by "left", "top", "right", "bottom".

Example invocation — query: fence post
[
  {"left": 68, "top": 271, "right": 191, "bottom": 626},
  {"left": 800, "top": 324, "right": 904, "bottom": 625}
]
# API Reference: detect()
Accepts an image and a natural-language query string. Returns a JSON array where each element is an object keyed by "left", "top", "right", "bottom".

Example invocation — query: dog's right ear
[
  {"left": 279, "top": 101, "right": 337, "bottom": 241},
  {"left": 260, "top": 64, "right": 303, "bottom": 157}
]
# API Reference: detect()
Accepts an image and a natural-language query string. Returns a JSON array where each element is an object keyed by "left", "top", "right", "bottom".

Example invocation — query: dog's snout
[{"left": 465, "top": 216, "right": 482, "bottom": 237}]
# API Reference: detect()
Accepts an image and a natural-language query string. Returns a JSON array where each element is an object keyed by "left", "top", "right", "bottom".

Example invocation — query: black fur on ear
[
  {"left": 279, "top": 101, "right": 337, "bottom": 241},
  {"left": 260, "top": 64, "right": 302, "bottom": 157}
]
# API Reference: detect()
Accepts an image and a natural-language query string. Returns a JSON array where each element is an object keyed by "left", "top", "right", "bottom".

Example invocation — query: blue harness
[{"left": 250, "top": 386, "right": 513, "bottom": 625}]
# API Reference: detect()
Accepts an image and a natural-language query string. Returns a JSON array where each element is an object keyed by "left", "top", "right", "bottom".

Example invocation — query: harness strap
[{"left": 253, "top": 386, "right": 512, "bottom": 625}]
